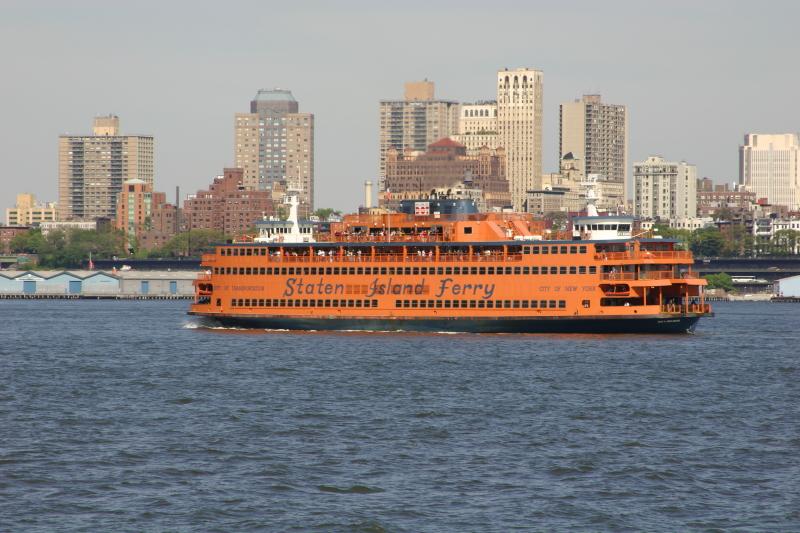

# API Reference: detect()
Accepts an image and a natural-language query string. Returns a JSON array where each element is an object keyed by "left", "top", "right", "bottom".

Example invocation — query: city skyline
[{"left": 1, "top": 1, "right": 798, "bottom": 212}]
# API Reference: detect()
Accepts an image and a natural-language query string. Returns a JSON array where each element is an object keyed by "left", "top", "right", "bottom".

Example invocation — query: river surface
[{"left": 0, "top": 300, "right": 798, "bottom": 531}]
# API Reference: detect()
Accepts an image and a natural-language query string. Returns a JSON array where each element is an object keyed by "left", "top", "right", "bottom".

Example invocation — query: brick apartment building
[
  {"left": 183, "top": 168, "right": 275, "bottom": 236},
  {"left": 382, "top": 138, "right": 510, "bottom": 211}
]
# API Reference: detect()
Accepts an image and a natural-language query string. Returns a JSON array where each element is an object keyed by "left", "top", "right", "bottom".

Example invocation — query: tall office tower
[
  {"left": 560, "top": 94, "right": 628, "bottom": 199},
  {"left": 58, "top": 115, "right": 154, "bottom": 221},
  {"left": 634, "top": 156, "right": 697, "bottom": 220},
  {"left": 234, "top": 89, "right": 315, "bottom": 209},
  {"left": 497, "top": 68, "right": 543, "bottom": 211},
  {"left": 453, "top": 102, "right": 499, "bottom": 154},
  {"left": 378, "top": 81, "right": 460, "bottom": 192},
  {"left": 739, "top": 133, "right": 800, "bottom": 210}
]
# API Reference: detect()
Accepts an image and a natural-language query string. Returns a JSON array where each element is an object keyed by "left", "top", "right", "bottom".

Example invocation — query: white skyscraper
[
  {"left": 497, "top": 68, "right": 543, "bottom": 211},
  {"left": 739, "top": 133, "right": 800, "bottom": 210},
  {"left": 634, "top": 156, "right": 697, "bottom": 220}
]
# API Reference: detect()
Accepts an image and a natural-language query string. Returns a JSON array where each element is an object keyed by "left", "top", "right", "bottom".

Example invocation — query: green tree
[
  {"left": 313, "top": 208, "right": 341, "bottom": 220},
  {"left": 148, "top": 229, "right": 228, "bottom": 258},
  {"left": 690, "top": 227, "right": 724, "bottom": 257},
  {"left": 773, "top": 229, "right": 800, "bottom": 256},
  {"left": 704, "top": 272, "right": 734, "bottom": 292},
  {"left": 546, "top": 211, "right": 568, "bottom": 231}
]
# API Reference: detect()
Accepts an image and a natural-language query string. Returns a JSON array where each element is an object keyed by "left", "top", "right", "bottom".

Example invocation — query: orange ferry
[{"left": 190, "top": 195, "right": 712, "bottom": 333}]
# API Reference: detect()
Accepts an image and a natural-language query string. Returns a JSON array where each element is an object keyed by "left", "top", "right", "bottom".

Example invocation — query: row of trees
[
  {"left": 9, "top": 228, "right": 229, "bottom": 268},
  {"left": 654, "top": 225, "right": 800, "bottom": 257}
]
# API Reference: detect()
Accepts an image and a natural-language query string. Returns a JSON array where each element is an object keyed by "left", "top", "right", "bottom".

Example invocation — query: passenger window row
[
  {"left": 232, "top": 298, "right": 378, "bottom": 308},
  {"left": 214, "top": 265, "right": 597, "bottom": 276},
  {"left": 525, "top": 245, "right": 588, "bottom": 255},
  {"left": 395, "top": 299, "right": 567, "bottom": 309}
]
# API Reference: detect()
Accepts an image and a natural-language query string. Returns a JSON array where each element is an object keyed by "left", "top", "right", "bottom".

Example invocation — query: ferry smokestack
[{"left": 364, "top": 180, "right": 373, "bottom": 209}]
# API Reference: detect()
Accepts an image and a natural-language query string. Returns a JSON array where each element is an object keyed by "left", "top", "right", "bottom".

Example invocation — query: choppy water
[{"left": 1, "top": 300, "right": 798, "bottom": 531}]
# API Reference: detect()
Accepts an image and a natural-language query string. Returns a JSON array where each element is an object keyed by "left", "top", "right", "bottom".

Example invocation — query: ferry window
[
  {"left": 233, "top": 249, "right": 239, "bottom": 256},
  {"left": 479, "top": 267, "right": 486, "bottom": 275},
  {"left": 437, "top": 267, "right": 444, "bottom": 275},
  {"left": 395, "top": 300, "right": 402, "bottom": 308},
  {"left": 522, "top": 300, "right": 529, "bottom": 308},
  {"left": 404, "top": 267, "right": 411, "bottom": 275},
  {"left": 216, "top": 298, "right": 221, "bottom": 306},
  {"left": 582, "top": 299, "right": 590, "bottom": 308},
  {"left": 355, "top": 267, "right": 362, "bottom": 275},
  {"left": 246, "top": 299, "right": 252, "bottom": 307},
  {"left": 504, "top": 301, "right": 511, "bottom": 308},
  {"left": 486, "top": 300, "right": 494, "bottom": 309},
  {"left": 569, "top": 267, "right": 577, "bottom": 274},
  {"left": 540, "top": 300, "right": 548, "bottom": 308},
  {"left": 261, "top": 249, "right": 267, "bottom": 256},
  {"left": 444, "top": 300, "right": 451, "bottom": 308},
  {"left": 471, "top": 267, "right": 478, "bottom": 275},
  {"left": 333, "top": 268, "right": 340, "bottom": 275},
  {"left": 551, "top": 246, "right": 559, "bottom": 254},
  {"left": 462, "top": 300, "right": 469, "bottom": 308},
  {"left": 381, "top": 268, "right": 388, "bottom": 275},
  {"left": 323, "top": 300, "right": 330, "bottom": 307},
  {"left": 307, "top": 299, "right": 313, "bottom": 307},
  {"left": 523, "top": 267, "right": 530, "bottom": 274},
  {"left": 549, "top": 300, "right": 557, "bottom": 308},
  {"left": 549, "top": 267, "right": 557, "bottom": 275},
  {"left": 513, "top": 300, "right": 520, "bottom": 308},
  {"left": 247, "top": 248, "right": 253, "bottom": 256},
  {"left": 287, "top": 300, "right": 294, "bottom": 307},
  {"left": 541, "top": 247, "right": 548, "bottom": 255},
  {"left": 261, "top": 268, "right": 267, "bottom": 275},
  {"left": 264, "top": 300, "right": 271, "bottom": 307},
  {"left": 514, "top": 267, "right": 521, "bottom": 275},
  {"left": 258, "top": 299, "right": 264, "bottom": 306},
  {"left": 419, "top": 300, "right": 426, "bottom": 308},
  {"left": 356, "top": 300, "right": 362, "bottom": 308},
  {"left": 231, "top": 299, "right": 237, "bottom": 307},
  {"left": 478, "top": 300, "right": 485, "bottom": 308},
  {"left": 446, "top": 267, "right": 453, "bottom": 275},
  {"left": 428, "top": 300, "right": 434, "bottom": 308},
  {"left": 559, "top": 301, "right": 566, "bottom": 309},
  {"left": 245, "top": 268, "right": 251, "bottom": 275},
  {"left": 579, "top": 266, "right": 586, "bottom": 274},
  {"left": 419, "top": 268, "right": 426, "bottom": 275},
  {"left": 523, "top": 246, "right": 530, "bottom": 254},
  {"left": 470, "top": 300, "right": 477, "bottom": 308},
  {"left": 364, "top": 268, "right": 371, "bottom": 275},
  {"left": 279, "top": 299, "right": 286, "bottom": 307},
  {"left": 579, "top": 246, "right": 587, "bottom": 254},
  {"left": 435, "top": 300, "right": 442, "bottom": 308},
  {"left": 453, "top": 267, "right": 461, "bottom": 275},
  {"left": 348, "top": 268, "right": 355, "bottom": 275},
  {"left": 560, "top": 267, "right": 567, "bottom": 275},
  {"left": 388, "top": 267, "right": 395, "bottom": 275},
  {"left": 372, "top": 300, "right": 378, "bottom": 308},
  {"left": 332, "top": 299, "right": 339, "bottom": 307},
  {"left": 411, "top": 300, "right": 418, "bottom": 308},
  {"left": 531, "top": 300, "right": 538, "bottom": 308},
  {"left": 531, "top": 267, "right": 539, "bottom": 275},
  {"left": 464, "top": 226, "right": 473, "bottom": 234},
  {"left": 488, "top": 267, "right": 495, "bottom": 275},
  {"left": 281, "top": 268, "right": 287, "bottom": 275},
  {"left": 303, "top": 268, "right": 309, "bottom": 275},
  {"left": 560, "top": 246, "right": 567, "bottom": 254},
  {"left": 532, "top": 246, "right": 540, "bottom": 254},
  {"left": 348, "top": 300, "right": 355, "bottom": 307},
  {"left": 570, "top": 246, "right": 577, "bottom": 254},
  {"left": 309, "top": 268, "right": 316, "bottom": 275},
  {"left": 413, "top": 268, "right": 419, "bottom": 275},
  {"left": 589, "top": 266, "right": 597, "bottom": 274}
]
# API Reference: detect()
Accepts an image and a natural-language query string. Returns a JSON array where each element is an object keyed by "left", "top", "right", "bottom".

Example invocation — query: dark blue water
[{"left": 1, "top": 300, "right": 798, "bottom": 531}]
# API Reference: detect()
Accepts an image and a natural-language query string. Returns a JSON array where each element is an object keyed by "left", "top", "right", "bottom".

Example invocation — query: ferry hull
[{"left": 190, "top": 313, "right": 702, "bottom": 334}]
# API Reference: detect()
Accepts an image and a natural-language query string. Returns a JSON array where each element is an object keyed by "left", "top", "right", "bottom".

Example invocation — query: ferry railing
[
  {"left": 249, "top": 253, "right": 525, "bottom": 264},
  {"left": 595, "top": 250, "right": 692, "bottom": 261},
  {"left": 600, "top": 272, "right": 636, "bottom": 281},
  {"left": 601, "top": 270, "right": 699, "bottom": 281}
]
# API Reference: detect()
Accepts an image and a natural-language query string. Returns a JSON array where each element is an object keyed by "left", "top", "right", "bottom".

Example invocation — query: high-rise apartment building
[
  {"left": 739, "top": 133, "right": 800, "bottom": 210},
  {"left": 234, "top": 89, "right": 314, "bottom": 209},
  {"left": 58, "top": 115, "right": 154, "bottom": 221},
  {"left": 560, "top": 94, "right": 628, "bottom": 200},
  {"left": 115, "top": 179, "right": 166, "bottom": 242},
  {"left": 453, "top": 102, "right": 499, "bottom": 154},
  {"left": 378, "top": 81, "right": 460, "bottom": 192},
  {"left": 497, "top": 68, "right": 543, "bottom": 211},
  {"left": 634, "top": 156, "right": 697, "bottom": 220},
  {"left": 5, "top": 193, "right": 57, "bottom": 226}
]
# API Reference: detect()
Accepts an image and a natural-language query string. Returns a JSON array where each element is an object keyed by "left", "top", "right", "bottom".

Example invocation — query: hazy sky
[{"left": 1, "top": 0, "right": 798, "bottom": 212}]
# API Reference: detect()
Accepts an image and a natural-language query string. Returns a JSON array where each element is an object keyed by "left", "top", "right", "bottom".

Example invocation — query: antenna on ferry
[{"left": 581, "top": 174, "right": 601, "bottom": 217}]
